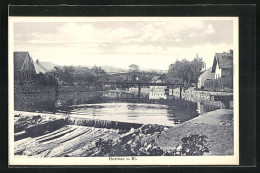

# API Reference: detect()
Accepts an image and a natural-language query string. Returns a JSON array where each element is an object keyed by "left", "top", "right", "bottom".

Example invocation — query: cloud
[
  {"left": 14, "top": 20, "right": 219, "bottom": 48},
  {"left": 204, "top": 24, "right": 215, "bottom": 34},
  {"left": 188, "top": 33, "right": 198, "bottom": 38},
  {"left": 14, "top": 37, "right": 232, "bottom": 70},
  {"left": 174, "top": 38, "right": 182, "bottom": 42},
  {"left": 13, "top": 19, "right": 234, "bottom": 70},
  {"left": 18, "top": 23, "right": 138, "bottom": 45}
]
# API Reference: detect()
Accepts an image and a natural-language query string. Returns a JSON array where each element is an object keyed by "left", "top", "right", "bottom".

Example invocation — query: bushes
[
  {"left": 176, "top": 134, "right": 209, "bottom": 155},
  {"left": 33, "top": 73, "right": 58, "bottom": 86},
  {"left": 92, "top": 129, "right": 209, "bottom": 156},
  {"left": 204, "top": 77, "right": 233, "bottom": 92}
]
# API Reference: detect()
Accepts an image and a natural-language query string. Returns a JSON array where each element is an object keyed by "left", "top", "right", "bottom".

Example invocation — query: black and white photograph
[{"left": 8, "top": 17, "right": 239, "bottom": 165}]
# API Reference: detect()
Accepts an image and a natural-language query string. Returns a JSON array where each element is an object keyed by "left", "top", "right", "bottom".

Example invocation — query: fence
[{"left": 204, "top": 77, "right": 233, "bottom": 92}]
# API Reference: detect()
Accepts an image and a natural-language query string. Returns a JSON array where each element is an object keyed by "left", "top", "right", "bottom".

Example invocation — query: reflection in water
[
  {"left": 14, "top": 91, "right": 103, "bottom": 113},
  {"left": 14, "top": 91, "right": 222, "bottom": 126},
  {"left": 70, "top": 103, "right": 184, "bottom": 126}
]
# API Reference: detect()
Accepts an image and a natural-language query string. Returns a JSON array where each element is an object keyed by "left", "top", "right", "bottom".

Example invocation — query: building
[
  {"left": 198, "top": 67, "right": 215, "bottom": 89},
  {"left": 14, "top": 52, "right": 36, "bottom": 82},
  {"left": 103, "top": 90, "right": 134, "bottom": 98},
  {"left": 211, "top": 50, "right": 233, "bottom": 79},
  {"left": 149, "top": 76, "right": 169, "bottom": 99},
  {"left": 33, "top": 59, "right": 56, "bottom": 74}
]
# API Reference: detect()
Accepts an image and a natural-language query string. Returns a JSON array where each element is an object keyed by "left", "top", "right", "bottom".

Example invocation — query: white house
[
  {"left": 198, "top": 67, "right": 215, "bottom": 89},
  {"left": 149, "top": 85, "right": 168, "bottom": 99},
  {"left": 211, "top": 50, "right": 233, "bottom": 79},
  {"left": 149, "top": 76, "right": 169, "bottom": 99}
]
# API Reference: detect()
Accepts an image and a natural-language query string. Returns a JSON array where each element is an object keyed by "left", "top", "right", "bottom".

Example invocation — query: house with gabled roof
[
  {"left": 211, "top": 49, "right": 233, "bottom": 79},
  {"left": 14, "top": 52, "right": 36, "bottom": 82},
  {"left": 150, "top": 75, "right": 164, "bottom": 84},
  {"left": 33, "top": 59, "right": 56, "bottom": 74}
]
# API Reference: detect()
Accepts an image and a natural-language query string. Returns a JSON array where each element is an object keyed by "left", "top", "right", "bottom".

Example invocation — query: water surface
[
  {"left": 14, "top": 91, "right": 222, "bottom": 126},
  {"left": 69, "top": 102, "right": 198, "bottom": 126}
]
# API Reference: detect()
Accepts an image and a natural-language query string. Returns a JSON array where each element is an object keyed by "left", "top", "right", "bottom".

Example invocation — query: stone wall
[{"left": 172, "top": 88, "right": 233, "bottom": 108}]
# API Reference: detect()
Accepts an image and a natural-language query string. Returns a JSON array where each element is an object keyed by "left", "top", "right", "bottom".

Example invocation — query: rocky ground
[{"left": 13, "top": 109, "right": 233, "bottom": 157}]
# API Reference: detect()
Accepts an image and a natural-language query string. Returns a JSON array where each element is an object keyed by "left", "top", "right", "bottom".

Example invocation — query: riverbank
[
  {"left": 153, "top": 109, "right": 234, "bottom": 155},
  {"left": 13, "top": 109, "right": 233, "bottom": 157},
  {"left": 172, "top": 87, "right": 233, "bottom": 108}
]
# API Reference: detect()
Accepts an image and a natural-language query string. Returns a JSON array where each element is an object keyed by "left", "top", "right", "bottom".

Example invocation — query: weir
[
  {"left": 14, "top": 115, "right": 143, "bottom": 141},
  {"left": 68, "top": 118, "right": 143, "bottom": 130}
]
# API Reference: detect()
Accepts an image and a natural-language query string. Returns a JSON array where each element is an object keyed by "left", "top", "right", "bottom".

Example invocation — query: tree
[
  {"left": 63, "top": 66, "right": 76, "bottom": 85},
  {"left": 33, "top": 72, "right": 58, "bottom": 86},
  {"left": 51, "top": 66, "right": 75, "bottom": 85},
  {"left": 51, "top": 67, "right": 65, "bottom": 84},
  {"left": 168, "top": 57, "right": 204, "bottom": 86},
  {"left": 168, "top": 60, "right": 190, "bottom": 83},
  {"left": 129, "top": 64, "right": 140, "bottom": 72},
  {"left": 73, "top": 66, "right": 95, "bottom": 85},
  {"left": 190, "top": 57, "right": 204, "bottom": 85},
  {"left": 91, "top": 66, "right": 107, "bottom": 84}
]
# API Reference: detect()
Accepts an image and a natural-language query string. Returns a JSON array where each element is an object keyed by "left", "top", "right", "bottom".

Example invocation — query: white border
[{"left": 8, "top": 17, "right": 239, "bottom": 166}]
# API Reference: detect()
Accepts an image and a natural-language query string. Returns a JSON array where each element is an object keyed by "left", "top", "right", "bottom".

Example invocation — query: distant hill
[
  {"left": 58, "top": 65, "right": 166, "bottom": 74},
  {"left": 141, "top": 68, "right": 167, "bottom": 74},
  {"left": 100, "top": 66, "right": 167, "bottom": 74},
  {"left": 73, "top": 65, "right": 127, "bottom": 74},
  {"left": 100, "top": 66, "right": 128, "bottom": 73}
]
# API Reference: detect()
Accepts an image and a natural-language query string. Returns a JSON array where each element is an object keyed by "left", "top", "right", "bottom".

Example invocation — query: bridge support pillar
[
  {"left": 180, "top": 86, "right": 182, "bottom": 99},
  {"left": 138, "top": 84, "right": 141, "bottom": 99}
]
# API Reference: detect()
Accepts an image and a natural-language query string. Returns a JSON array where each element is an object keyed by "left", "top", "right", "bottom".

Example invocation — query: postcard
[{"left": 8, "top": 17, "right": 239, "bottom": 165}]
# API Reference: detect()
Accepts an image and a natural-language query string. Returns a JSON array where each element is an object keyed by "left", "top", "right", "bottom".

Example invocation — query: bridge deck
[{"left": 97, "top": 82, "right": 183, "bottom": 86}]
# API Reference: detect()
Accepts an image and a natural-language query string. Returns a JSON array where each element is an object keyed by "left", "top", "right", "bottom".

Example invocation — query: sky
[{"left": 13, "top": 18, "right": 235, "bottom": 71}]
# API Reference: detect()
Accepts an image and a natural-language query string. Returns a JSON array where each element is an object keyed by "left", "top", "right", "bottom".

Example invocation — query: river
[
  {"left": 69, "top": 102, "right": 197, "bottom": 126},
  {"left": 14, "top": 90, "right": 222, "bottom": 126}
]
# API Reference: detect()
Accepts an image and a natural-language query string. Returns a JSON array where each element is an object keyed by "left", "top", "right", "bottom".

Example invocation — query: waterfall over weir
[
  {"left": 14, "top": 115, "right": 143, "bottom": 141},
  {"left": 68, "top": 118, "right": 143, "bottom": 130}
]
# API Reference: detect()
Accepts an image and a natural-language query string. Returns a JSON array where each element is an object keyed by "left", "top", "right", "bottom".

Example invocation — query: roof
[
  {"left": 199, "top": 67, "right": 215, "bottom": 79},
  {"left": 33, "top": 61, "right": 56, "bottom": 74},
  {"left": 14, "top": 52, "right": 30, "bottom": 71},
  {"left": 212, "top": 52, "right": 233, "bottom": 73},
  {"left": 151, "top": 76, "right": 163, "bottom": 83}
]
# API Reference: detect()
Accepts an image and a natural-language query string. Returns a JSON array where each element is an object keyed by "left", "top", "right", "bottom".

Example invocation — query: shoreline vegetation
[{"left": 14, "top": 108, "right": 233, "bottom": 157}]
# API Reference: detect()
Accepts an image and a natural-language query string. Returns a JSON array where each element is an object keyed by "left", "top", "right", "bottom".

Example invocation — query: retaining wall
[{"left": 172, "top": 88, "right": 233, "bottom": 108}]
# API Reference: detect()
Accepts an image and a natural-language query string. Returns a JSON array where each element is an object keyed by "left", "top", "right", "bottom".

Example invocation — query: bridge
[
  {"left": 97, "top": 81, "right": 184, "bottom": 99},
  {"left": 97, "top": 81, "right": 183, "bottom": 86},
  {"left": 97, "top": 72, "right": 184, "bottom": 99}
]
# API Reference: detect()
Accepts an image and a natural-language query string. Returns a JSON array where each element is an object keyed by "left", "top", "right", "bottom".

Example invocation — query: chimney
[{"left": 36, "top": 59, "right": 39, "bottom": 63}]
